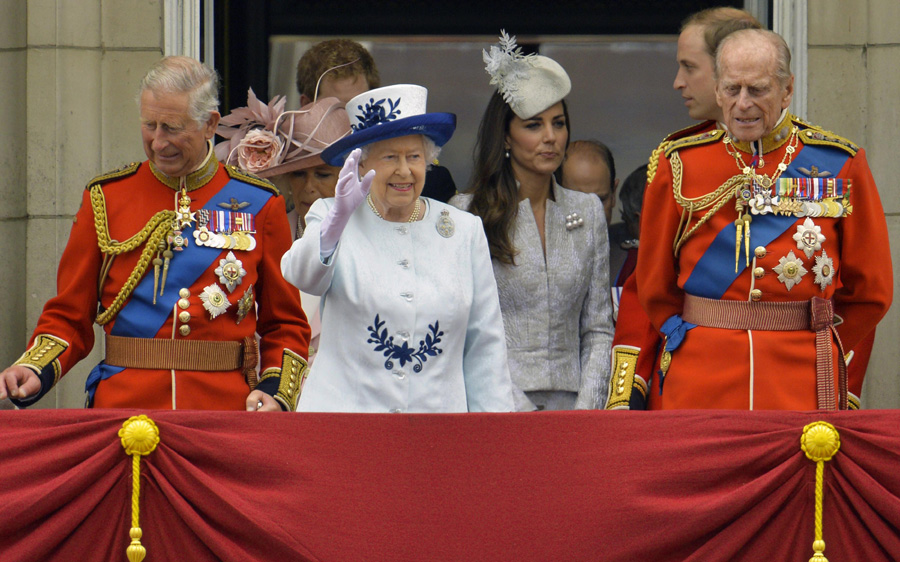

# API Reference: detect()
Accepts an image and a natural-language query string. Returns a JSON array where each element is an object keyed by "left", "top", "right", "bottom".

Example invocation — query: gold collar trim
[
  {"left": 149, "top": 140, "right": 218, "bottom": 192},
  {"left": 729, "top": 112, "right": 794, "bottom": 154}
]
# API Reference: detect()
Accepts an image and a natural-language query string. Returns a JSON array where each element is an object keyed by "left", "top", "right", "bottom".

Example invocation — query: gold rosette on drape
[
  {"left": 801, "top": 421, "right": 841, "bottom": 562},
  {"left": 119, "top": 415, "right": 160, "bottom": 562}
]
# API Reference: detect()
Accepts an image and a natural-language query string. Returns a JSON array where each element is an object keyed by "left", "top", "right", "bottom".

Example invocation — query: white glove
[{"left": 319, "top": 148, "right": 374, "bottom": 257}]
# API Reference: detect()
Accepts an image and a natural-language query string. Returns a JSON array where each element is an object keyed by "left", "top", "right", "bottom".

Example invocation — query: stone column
[
  {"left": 0, "top": 0, "right": 27, "bottom": 409},
  {"left": 809, "top": 0, "right": 900, "bottom": 408},
  {"left": 5, "top": 0, "right": 163, "bottom": 408}
]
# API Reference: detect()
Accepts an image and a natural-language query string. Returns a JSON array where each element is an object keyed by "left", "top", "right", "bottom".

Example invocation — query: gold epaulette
[
  {"left": 664, "top": 129, "right": 725, "bottom": 157},
  {"left": 646, "top": 122, "right": 717, "bottom": 184},
  {"left": 224, "top": 164, "right": 280, "bottom": 196},
  {"left": 795, "top": 119, "right": 859, "bottom": 156},
  {"left": 84, "top": 162, "right": 141, "bottom": 190},
  {"left": 663, "top": 120, "right": 717, "bottom": 143}
]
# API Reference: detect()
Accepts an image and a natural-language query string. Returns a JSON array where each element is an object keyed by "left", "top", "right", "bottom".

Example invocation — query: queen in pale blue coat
[{"left": 280, "top": 84, "right": 513, "bottom": 413}]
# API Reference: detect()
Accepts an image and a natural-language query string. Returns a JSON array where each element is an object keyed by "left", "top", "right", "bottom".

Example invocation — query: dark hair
[
  {"left": 295, "top": 39, "right": 380, "bottom": 101},
  {"left": 619, "top": 164, "right": 648, "bottom": 236},
  {"left": 681, "top": 7, "right": 763, "bottom": 58},
  {"left": 466, "top": 91, "right": 569, "bottom": 265},
  {"left": 557, "top": 139, "right": 616, "bottom": 194}
]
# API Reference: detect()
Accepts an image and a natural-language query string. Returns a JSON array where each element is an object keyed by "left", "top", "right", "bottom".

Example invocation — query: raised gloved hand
[{"left": 319, "top": 148, "right": 375, "bottom": 257}]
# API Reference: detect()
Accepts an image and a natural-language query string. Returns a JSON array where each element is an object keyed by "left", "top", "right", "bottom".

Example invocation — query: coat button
[
  {"left": 750, "top": 289, "right": 762, "bottom": 301},
  {"left": 179, "top": 324, "right": 191, "bottom": 336},
  {"left": 753, "top": 267, "right": 765, "bottom": 279},
  {"left": 754, "top": 246, "right": 767, "bottom": 259}
]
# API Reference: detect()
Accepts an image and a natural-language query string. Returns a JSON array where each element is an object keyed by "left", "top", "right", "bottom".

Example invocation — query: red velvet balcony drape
[{"left": 1, "top": 409, "right": 899, "bottom": 561}]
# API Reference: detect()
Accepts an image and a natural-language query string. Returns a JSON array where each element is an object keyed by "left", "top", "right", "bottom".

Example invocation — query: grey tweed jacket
[{"left": 451, "top": 180, "right": 613, "bottom": 409}]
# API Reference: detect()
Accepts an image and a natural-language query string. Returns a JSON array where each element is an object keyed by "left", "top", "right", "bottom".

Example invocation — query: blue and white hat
[{"left": 321, "top": 84, "right": 456, "bottom": 166}]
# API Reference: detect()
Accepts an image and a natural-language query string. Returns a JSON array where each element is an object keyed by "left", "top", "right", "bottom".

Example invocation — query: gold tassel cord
[
  {"left": 670, "top": 151, "right": 744, "bottom": 256},
  {"left": 91, "top": 185, "right": 177, "bottom": 325},
  {"left": 119, "top": 415, "right": 160, "bottom": 562},
  {"left": 800, "top": 421, "right": 841, "bottom": 562}
]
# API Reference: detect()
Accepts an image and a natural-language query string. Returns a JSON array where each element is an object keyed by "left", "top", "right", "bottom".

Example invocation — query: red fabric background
[{"left": 1, "top": 409, "right": 899, "bottom": 561}]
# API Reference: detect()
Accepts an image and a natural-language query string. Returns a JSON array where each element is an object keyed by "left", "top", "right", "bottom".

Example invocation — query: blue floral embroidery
[
  {"left": 367, "top": 314, "right": 443, "bottom": 372},
  {"left": 352, "top": 97, "right": 402, "bottom": 132}
]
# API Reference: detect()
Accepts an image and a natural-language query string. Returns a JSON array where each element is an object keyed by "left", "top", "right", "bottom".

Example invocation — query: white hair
[
  {"left": 358, "top": 135, "right": 441, "bottom": 169},
  {"left": 137, "top": 56, "right": 219, "bottom": 125},
  {"left": 715, "top": 29, "right": 792, "bottom": 87}
]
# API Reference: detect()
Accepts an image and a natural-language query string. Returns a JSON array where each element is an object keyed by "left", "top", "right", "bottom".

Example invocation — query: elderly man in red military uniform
[
  {"left": 0, "top": 56, "right": 310, "bottom": 411},
  {"left": 634, "top": 29, "right": 891, "bottom": 410}
]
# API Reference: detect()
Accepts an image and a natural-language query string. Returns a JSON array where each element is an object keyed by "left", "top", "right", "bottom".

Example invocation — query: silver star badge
[
  {"left": 792, "top": 217, "right": 825, "bottom": 258},
  {"left": 773, "top": 250, "right": 808, "bottom": 291},
  {"left": 215, "top": 251, "right": 246, "bottom": 293},
  {"left": 812, "top": 250, "right": 835, "bottom": 291},
  {"left": 199, "top": 284, "right": 231, "bottom": 319}
]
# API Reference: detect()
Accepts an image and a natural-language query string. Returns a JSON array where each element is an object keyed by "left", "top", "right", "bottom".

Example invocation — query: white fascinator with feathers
[{"left": 482, "top": 30, "right": 571, "bottom": 119}]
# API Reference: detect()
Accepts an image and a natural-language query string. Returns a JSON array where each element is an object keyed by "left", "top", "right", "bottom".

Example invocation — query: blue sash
[
  {"left": 682, "top": 142, "right": 850, "bottom": 299},
  {"left": 85, "top": 177, "right": 272, "bottom": 404}
]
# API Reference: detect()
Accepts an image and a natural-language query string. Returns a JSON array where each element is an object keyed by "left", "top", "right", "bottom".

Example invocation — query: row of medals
[{"left": 154, "top": 190, "right": 255, "bottom": 326}]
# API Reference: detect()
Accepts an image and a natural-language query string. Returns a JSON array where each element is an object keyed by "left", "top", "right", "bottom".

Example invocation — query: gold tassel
[
  {"left": 743, "top": 214, "right": 752, "bottom": 268},
  {"left": 160, "top": 249, "right": 174, "bottom": 297},
  {"left": 119, "top": 415, "right": 160, "bottom": 562},
  {"left": 800, "top": 421, "right": 841, "bottom": 562},
  {"left": 152, "top": 256, "right": 162, "bottom": 306},
  {"left": 734, "top": 218, "right": 743, "bottom": 273}
]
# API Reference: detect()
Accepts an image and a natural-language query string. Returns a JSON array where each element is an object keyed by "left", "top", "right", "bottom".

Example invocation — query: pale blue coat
[{"left": 281, "top": 197, "right": 514, "bottom": 413}]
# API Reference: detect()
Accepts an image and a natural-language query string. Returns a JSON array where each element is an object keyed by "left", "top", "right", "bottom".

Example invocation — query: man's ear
[{"left": 204, "top": 111, "right": 221, "bottom": 139}]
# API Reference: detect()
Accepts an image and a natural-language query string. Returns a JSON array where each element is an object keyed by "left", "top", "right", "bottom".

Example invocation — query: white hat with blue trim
[{"left": 321, "top": 84, "right": 456, "bottom": 166}]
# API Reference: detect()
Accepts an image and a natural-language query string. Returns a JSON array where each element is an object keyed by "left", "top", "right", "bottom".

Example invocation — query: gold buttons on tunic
[
  {"left": 177, "top": 298, "right": 190, "bottom": 310},
  {"left": 753, "top": 267, "right": 765, "bottom": 279},
  {"left": 179, "top": 288, "right": 190, "bottom": 298},
  {"left": 179, "top": 325, "right": 191, "bottom": 336},
  {"left": 750, "top": 289, "right": 762, "bottom": 301},
  {"left": 178, "top": 311, "right": 191, "bottom": 323},
  {"left": 754, "top": 246, "right": 767, "bottom": 259}
]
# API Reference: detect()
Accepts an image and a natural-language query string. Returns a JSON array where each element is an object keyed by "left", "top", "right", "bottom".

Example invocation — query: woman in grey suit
[{"left": 450, "top": 32, "right": 613, "bottom": 411}]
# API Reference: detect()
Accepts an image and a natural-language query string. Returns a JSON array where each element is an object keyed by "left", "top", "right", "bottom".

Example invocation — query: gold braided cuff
[
  {"left": 259, "top": 350, "right": 308, "bottom": 411},
  {"left": 14, "top": 334, "right": 68, "bottom": 386},
  {"left": 605, "top": 346, "right": 645, "bottom": 410}
]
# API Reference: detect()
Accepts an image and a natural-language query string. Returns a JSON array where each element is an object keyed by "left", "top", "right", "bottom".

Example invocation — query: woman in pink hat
[{"left": 216, "top": 90, "right": 354, "bottom": 375}]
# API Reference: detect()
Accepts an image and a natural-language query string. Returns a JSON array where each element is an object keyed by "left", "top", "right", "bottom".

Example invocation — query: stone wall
[
  {"left": 1, "top": 0, "right": 163, "bottom": 408},
  {"left": 808, "top": 0, "right": 900, "bottom": 408}
]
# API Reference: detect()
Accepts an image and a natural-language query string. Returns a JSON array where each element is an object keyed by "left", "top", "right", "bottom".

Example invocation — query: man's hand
[
  {"left": 0, "top": 366, "right": 41, "bottom": 402},
  {"left": 246, "top": 389, "right": 280, "bottom": 412}
]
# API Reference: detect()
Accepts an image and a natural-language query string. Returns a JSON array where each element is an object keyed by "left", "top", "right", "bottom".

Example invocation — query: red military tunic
[
  {"left": 13, "top": 149, "right": 310, "bottom": 410},
  {"left": 636, "top": 114, "right": 891, "bottom": 410},
  {"left": 606, "top": 121, "right": 716, "bottom": 410}
]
